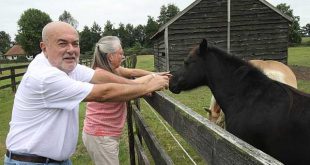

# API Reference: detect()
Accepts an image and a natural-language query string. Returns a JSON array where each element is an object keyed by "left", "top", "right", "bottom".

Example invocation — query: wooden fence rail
[
  {"left": 0, "top": 64, "right": 28, "bottom": 92},
  {"left": 127, "top": 92, "right": 283, "bottom": 165},
  {"left": 0, "top": 59, "right": 92, "bottom": 92}
]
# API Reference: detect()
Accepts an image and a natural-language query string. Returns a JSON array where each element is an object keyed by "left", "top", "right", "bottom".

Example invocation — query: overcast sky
[{"left": 0, "top": 0, "right": 309, "bottom": 40}]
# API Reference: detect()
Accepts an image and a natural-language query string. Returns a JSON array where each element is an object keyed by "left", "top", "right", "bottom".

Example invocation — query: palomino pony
[
  {"left": 169, "top": 39, "right": 310, "bottom": 164},
  {"left": 209, "top": 60, "right": 298, "bottom": 128}
]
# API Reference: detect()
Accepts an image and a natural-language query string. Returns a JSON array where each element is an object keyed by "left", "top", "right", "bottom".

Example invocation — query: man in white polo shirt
[{"left": 4, "top": 21, "right": 169, "bottom": 165}]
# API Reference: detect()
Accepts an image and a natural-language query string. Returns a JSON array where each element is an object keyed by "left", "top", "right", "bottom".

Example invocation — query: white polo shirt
[{"left": 6, "top": 52, "right": 94, "bottom": 161}]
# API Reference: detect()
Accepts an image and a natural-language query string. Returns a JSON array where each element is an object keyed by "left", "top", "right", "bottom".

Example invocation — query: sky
[{"left": 0, "top": 0, "right": 309, "bottom": 40}]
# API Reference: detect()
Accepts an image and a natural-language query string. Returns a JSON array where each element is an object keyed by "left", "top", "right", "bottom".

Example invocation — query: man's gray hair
[
  {"left": 91, "top": 36, "right": 122, "bottom": 73},
  {"left": 41, "top": 23, "right": 49, "bottom": 43}
]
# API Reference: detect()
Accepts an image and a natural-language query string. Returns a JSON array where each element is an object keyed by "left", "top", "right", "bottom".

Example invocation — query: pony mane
[
  {"left": 206, "top": 44, "right": 271, "bottom": 84},
  {"left": 209, "top": 44, "right": 248, "bottom": 66}
]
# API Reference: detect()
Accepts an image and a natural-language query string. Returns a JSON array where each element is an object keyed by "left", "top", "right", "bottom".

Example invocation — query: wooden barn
[{"left": 150, "top": 0, "right": 293, "bottom": 72}]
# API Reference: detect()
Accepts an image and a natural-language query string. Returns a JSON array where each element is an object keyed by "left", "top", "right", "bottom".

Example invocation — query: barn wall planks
[{"left": 152, "top": 0, "right": 291, "bottom": 72}]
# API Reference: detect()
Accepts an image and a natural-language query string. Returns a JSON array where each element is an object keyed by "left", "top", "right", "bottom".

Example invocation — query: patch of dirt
[{"left": 289, "top": 65, "right": 310, "bottom": 81}]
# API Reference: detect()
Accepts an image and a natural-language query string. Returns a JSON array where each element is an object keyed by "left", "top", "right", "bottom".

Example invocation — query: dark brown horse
[{"left": 169, "top": 39, "right": 310, "bottom": 165}]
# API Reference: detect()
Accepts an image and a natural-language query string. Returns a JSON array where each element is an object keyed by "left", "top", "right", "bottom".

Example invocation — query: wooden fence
[
  {"left": 126, "top": 92, "right": 283, "bottom": 165},
  {"left": 0, "top": 58, "right": 92, "bottom": 92},
  {"left": 0, "top": 64, "right": 28, "bottom": 92}
]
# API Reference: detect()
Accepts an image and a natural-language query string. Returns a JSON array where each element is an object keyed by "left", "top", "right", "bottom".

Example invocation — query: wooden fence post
[
  {"left": 10, "top": 67, "right": 16, "bottom": 92},
  {"left": 127, "top": 101, "right": 136, "bottom": 165},
  {"left": 134, "top": 99, "right": 142, "bottom": 143}
]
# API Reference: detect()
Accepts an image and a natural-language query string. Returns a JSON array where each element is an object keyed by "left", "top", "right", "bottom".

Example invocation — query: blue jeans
[{"left": 4, "top": 154, "right": 72, "bottom": 165}]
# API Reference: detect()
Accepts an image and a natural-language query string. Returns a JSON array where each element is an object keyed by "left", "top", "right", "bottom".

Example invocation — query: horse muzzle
[
  {"left": 169, "top": 78, "right": 181, "bottom": 94},
  {"left": 169, "top": 86, "right": 181, "bottom": 94}
]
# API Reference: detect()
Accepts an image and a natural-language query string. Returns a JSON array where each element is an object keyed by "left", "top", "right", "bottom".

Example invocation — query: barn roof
[
  {"left": 4, "top": 44, "right": 26, "bottom": 56},
  {"left": 151, "top": 0, "right": 293, "bottom": 39}
]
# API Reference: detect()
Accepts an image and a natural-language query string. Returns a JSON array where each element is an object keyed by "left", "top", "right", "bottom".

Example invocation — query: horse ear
[{"left": 199, "top": 39, "right": 208, "bottom": 56}]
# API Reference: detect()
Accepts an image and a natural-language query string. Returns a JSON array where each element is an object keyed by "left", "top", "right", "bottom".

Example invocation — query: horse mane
[
  {"left": 206, "top": 44, "right": 273, "bottom": 86},
  {"left": 208, "top": 44, "right": 248, "bottom": 67}
]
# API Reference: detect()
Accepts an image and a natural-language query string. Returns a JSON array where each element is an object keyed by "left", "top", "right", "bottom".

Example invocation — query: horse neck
[{"left": 205, "top": 52, "right": 251, "bottom": 113}]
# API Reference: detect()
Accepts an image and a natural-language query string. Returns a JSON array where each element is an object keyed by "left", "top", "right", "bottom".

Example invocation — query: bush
[
  {"left": 0, "top": 56, "right": 30, "bottom": 64},
  {"left": 124, "top": 44, "right": 153, "bottom": 56},
  {"left": 138, "top": 48, "right": 153, "bottom": 55},
  {"left": 122, "top": 55, "right": 137, "bottom": 68},
  {"left": 80, "top": 53, "right": 93, "bottom": 59},
  {"left": 0, "top": 58, "right": 10, "bottom": 64},
  {"left": 16, "top": 56, "right": 29, "bottom": 62}
]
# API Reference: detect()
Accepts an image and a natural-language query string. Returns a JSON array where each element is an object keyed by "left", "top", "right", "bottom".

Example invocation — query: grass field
[
  {"left": 288, "top": 37, "right": 310, "bottom": 67},
  {"left": 0, "top": 89, "right": 14, "bottom": 161},
  {"left": 300, "top": 37, "right": 310, "bottom": 46},
  {"left": 0, "top": 39, "right": 309, "bottom": 164},
  {"left": 288, "top": 46, "right": 310, "bottom": 67}
]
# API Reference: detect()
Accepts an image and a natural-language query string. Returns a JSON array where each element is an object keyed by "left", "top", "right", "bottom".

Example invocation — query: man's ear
[{"left": 40, "top": 42, "right": 46, "bottom": 52}]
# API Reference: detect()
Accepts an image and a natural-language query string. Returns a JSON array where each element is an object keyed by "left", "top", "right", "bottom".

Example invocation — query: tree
[
  {"left": 102, "top": 20, "right": 117, "bottom": 36},
  {"left": 59, "top": 10, "right": 79, "bottom": 29},
  {"left": 157, "top": 5, "right": 168, "bottom": 25},
  {"left": 145, "top": 16, "right": 159, "bottom": 47},
  {"left": 125, "top": 24, "right": 135, "bottom": 48},
  {"left": 79, "top": 22, "right": 102, "bottom": 54},
  {"left": 0, "top": 31, "right": 11, "bottom": 54},
  {"left": 15, "top": 8, "right": 52, "bottom": 56},
  {"left": 301, "top": 23, "right": 310, "bottom": 37},
  {"left": 116, "top": 23, "right": 135, "bottom": 48},
  {"left": 276, "top": 3, "right": 302, "bottom": 44},
  {"left": 166, "top": 4, "right": 180, "bottom": 20},
  {"left": 157, "top": 4, "right": 180, "bottom": 25},
  {"left": 90, "top": 22, "right": 102, "bottom": 45},
  {"left": 133, "top": 24, "right": 146, "bottom": 46},
  {"left": 79, "top": 26, "right": 93, "bottom": 54},
  {"left": 117, "top": 23, "right": 127, "bottom": 47}
]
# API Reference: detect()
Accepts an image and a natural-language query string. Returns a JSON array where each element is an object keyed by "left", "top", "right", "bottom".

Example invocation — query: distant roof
[
  {"left": 4, "top": 44, "right": 26, "bottom": 56},
  {"left": 151, "top": 0, "right": 293, "bottom": 39}
]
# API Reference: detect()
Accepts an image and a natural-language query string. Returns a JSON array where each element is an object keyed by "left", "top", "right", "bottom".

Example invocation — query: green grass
[
  {"left": 165, "top": 87, "right": 211, "bottom": 117},
  {"left": 288, "top": 46, "right": 310, "bottom": 67},
  {"left": 135, "top": 55, "right": 155, "bottom": 71},
  {"left": 0, "top": 62, "right": 29, "bottom": 68},
  {"left": 302, "top": 37, "right": 310, "bottom": 43},
  {"left": 139, "top": 99, "right": 207, "bottom": 165},
  {"left": 297, "top": 80, "right": 310, "bottom": 93},
  {"left": 0, "top": 89, "right": 14, "bottom": 160},
  {"left": 288, "top": 37, "right": 310, "bottom": 67},
  {"left": 300, "top": 37, "right": 310, "bottom": 46}
]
